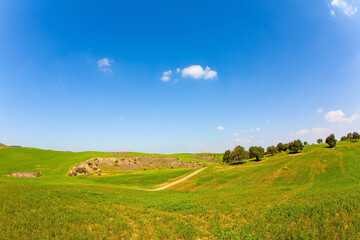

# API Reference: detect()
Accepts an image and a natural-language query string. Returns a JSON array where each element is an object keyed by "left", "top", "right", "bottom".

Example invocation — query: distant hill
[{"left": 0, "top": 143, "right": 7, "bottom": 147}]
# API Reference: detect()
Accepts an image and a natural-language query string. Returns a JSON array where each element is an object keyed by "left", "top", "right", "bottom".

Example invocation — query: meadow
[{"left": 0, "top": 141, "right": 360, "bottom": 239}]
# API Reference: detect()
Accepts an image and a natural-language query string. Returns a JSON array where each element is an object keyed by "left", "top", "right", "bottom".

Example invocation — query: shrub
[
  {"left": 304, "top": 141, "right": 308, "bottom": 146},
  {"left": 326, "top": 134, "right": 337, "bottom": 148},
  {"left": 223, "top": 150, "right": 231, "bottom": 163},
  {"left": 341, "top": 136, "right": 347, "bottom": 141},
  {"left": 76, "top": 167, "right": 87, "bottom": 173},
  {"left": 317, "top": 138, "right": 323, "bottom": 144}
]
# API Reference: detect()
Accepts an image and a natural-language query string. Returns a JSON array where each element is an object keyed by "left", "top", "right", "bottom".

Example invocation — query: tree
[
  {"left": 347, "top": 133, "right": 353, "bottom": 140},
  {"left": 223, "top": 150, "right": 231, "bottom": 163},
  {"left": 283, "top": 143, "right": 289, "bottom": 151},
  {"left": 352, "top": 132, "right": 360, "bottom": 142},
  {"left": 288, "top": 140, "right": 304, "bottom": 153},
  {"left": 341, "top": 136, "right": 347, "bottom": 141},
  {"left": 249, "top": 146, "right": 265, "bottom": 161},
  {"left": 304, "top": 141, "right": 308, "bottom": 146},
  {"left": 317, "top": 138, "right": 323, "bottom": 144},
  {"left": 326, "top": 134, "right": 336, "bottom": 148},
  {"left": 276, "top": 143, "right": 285, "bottom": 153},
  {"left": 267, "top": 146, "right": 278, "bottom": 156},
  {"left": 231, "top": 145, "right": 249, "bottom": 163}
]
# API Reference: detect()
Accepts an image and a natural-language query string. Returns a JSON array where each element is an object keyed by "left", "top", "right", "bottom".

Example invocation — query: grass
[{"left": 0, "top": 141, "right": 360, "bottom": 239}]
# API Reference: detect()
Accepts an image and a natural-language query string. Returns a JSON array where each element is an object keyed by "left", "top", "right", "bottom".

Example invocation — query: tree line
[{"left": 223, "top": 131, "right": 359, "bottom": 164}]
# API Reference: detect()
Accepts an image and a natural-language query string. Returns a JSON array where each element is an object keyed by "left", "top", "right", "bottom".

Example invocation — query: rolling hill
[{"left": 0, "top": 141, "right": 359, "bottom": 239}]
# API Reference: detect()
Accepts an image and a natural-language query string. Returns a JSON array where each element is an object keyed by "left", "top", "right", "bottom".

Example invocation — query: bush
[
  {"left": 347, "top": 133, "right": 353, "bottom": 140},
  {"left": 288, "top": 140, "right": 304, "bottom": 153},
  {"left": 326, "top": 134, "right": 337, "bottom": 148},
  {"left": 249, "top": 146, "right": 265, "bottom": 161},
  {"left": 304, "top": 141, "right": 308, "bottom": 146},
  {"left": 317, "top": 138, "right": 323, "bottom": 144},
  {"left": 340, "top": 136, "right": 347, "bottom": 141},
  {"left": 223, "top": 150, "right": 231, "bottom": 163},
  {"left": 76, "top": 167, "right": 87, "bottom": 173}
]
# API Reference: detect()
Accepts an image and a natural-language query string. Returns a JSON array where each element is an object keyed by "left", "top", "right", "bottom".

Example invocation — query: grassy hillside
[{"left": 1, "top": 142, "right": 360, "bottom": 239}]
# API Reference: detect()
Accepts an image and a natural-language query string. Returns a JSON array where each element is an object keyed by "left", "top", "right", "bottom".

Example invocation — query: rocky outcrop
[{"left": 68, "top": 156, "right": 207, "bottom": 176}]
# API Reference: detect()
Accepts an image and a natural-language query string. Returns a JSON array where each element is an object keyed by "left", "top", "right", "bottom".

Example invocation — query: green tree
[
  {"left": 326, "top": 134, "right": 337, "bottom": 148},
  {"left": 276, "top": 143, "right": 285, "bottom": 152},
  {"left": 223, "top": 150, "right": 231, "bottom": 163},
  {"left": 340, "top": 136, "right": 347, "bottom": 141},
  {"left": 231, "top": 145, "right": 249, "bottom": 163},
  {"left": 249, "top": 146, "right": 265, "bottom": 161},
  {"left": 283, "top": 143, "right": 289, "bottom": 151},
  {"left": 304, "top": 141, "right": 308, "bottom": 146},
  {"left": 288, "top": 140, "right": 304, "bottom": 153},
  {"left": 317, "top": 138, "right": 323, "bottom": 144},
  {"left": 266, "top": 146, "right": 278, "bottom": 156},
  {"left": 347, "top": 133, "right": 353, "bottom": 140},
  {"left": 352, "top": 132, "right": 360, "bottom": 142}
]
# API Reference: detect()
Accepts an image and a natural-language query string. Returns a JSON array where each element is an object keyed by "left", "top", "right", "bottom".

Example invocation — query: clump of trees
[
  {"left": 223, "top": 146, "right": 249, "bottom": 164},
  {"left": 222, "top": 129, "right": 359, "bottom": 164},
  {"left": 326, "top": 134, "right": 337, "bottom": 148},
  {"left": 288, "top": 140, "right": 304, "bottom": 153}
]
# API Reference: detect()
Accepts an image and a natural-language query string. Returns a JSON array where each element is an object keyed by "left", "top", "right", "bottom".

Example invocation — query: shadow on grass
[{"left": 229, "top": 161, "right": 246, "bottom": 165}]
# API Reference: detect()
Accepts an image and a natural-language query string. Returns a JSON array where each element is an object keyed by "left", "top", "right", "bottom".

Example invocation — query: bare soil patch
[{"left": 6, "top": 172, "right": 42, "bottom": 178}]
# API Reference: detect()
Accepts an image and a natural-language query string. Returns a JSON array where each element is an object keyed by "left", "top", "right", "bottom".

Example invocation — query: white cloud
[
  {"left": 181, "top": 65, "right": 218, "bottom": 80},
  {"left": 317, "top": 107, "right": 323, "bottom": 113},
  {"left": 232, "top": 132, "right": 240, "bottom": 136},
  {"left": 176, "top": 68, "right": 180, "bottom": 73},
  {"left": 325, "top": 110, "right": 360, "bottom": 123},
  {"left": 297, "top": 129, "right": 309, "bottom": 135},
  {"left": 217, "top": 126, "right": 225, "bottom": 131},
  {"left": 330, "top": 9, "right": 336, "bottom": 16},
  {"left": 161, "top": 70, "right": 172, "bottom": 82},
  {"left": 330, "top": 0, "right": 358, "bottom": 16},
  {"left": 256, "top": 128, "right": 260, "bottom": 132},
  {"left": 97, "top": 58, "right": 113, "bottom": 73},
  {"left": 234, "top": 139, "right": 251, "bottom": 143},
  {"left": 118, "top": 117, "right": 124, "bottom": 120}
]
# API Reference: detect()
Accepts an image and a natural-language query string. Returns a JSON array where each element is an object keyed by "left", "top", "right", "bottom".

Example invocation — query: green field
[{"left": 1, "top": 141, "right": 360, "bottom": 239}]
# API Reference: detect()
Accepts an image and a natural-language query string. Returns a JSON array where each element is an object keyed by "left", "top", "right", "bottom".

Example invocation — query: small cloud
[
  {"left": 118, "top": 117, "right": 124, "bottom": 120},
  {"left": 97, "top": 58, "right": 113, "bottom": 73},
  {"left": 217, "top": 126, "right": 225, "bottom": 131},
  {"left": 176, "top": 68, "right": 180, "bottom": 73},
  {"left": 330, "top": 9, "right": 336, "bottom": 16},
  {"left": 325, "top": 110, "right": 360, "bottom": 123},
  {"left": 161, "top": 70, "right": 172, "bottom": 82},
  {"left": 232, "top": 132, "right": 240, "bottom": 136},
  {"left": 181, "top": 65, "right": 218, "bottom": 80},
  {"left": 250, "top": 136, "right": 254, "bottom": 138},
  {"left": 297, "top": 129, "right": 310, "bottom": 135},
  {"left": 317, "top": 107, "right": 323, "bottom": 113},
  {"left": 330, "top": 0, "right": 358, "bottom": 16},
  {"left": 256, "top": 128, "right": 260, "bottom": 132},
  {"left": 234, "top": 139, "right": 251, "bottom": 143}
]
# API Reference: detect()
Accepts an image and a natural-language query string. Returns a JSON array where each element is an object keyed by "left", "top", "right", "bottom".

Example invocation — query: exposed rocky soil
[
  {"left": 6, "top": 172, "right": 42, "bottom": 178},
  {"left": 188, "top": 154, "right": 220, "bottom": 163},
  {"left": 68, "top": 156, "right": 207, "bottom": 176}
]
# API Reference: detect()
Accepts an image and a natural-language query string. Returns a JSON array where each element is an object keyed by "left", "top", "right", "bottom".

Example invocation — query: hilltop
[{"left": 0, "top": 141, "right": 360, "bottom": 239}]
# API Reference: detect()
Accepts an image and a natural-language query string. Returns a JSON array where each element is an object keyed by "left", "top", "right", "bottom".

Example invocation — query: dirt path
[{"left": 146, "top": 167, "right": 207, "bottom": 191}]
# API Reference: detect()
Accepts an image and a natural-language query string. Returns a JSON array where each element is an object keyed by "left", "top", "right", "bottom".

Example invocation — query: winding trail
[{"left": 126, "top": 167, "right": 207, "bottom": 192}]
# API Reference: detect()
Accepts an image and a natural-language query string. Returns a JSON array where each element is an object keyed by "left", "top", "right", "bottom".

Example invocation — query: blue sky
[{"left": 1, "top": 0, "right": 360, "bottom": 153}]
